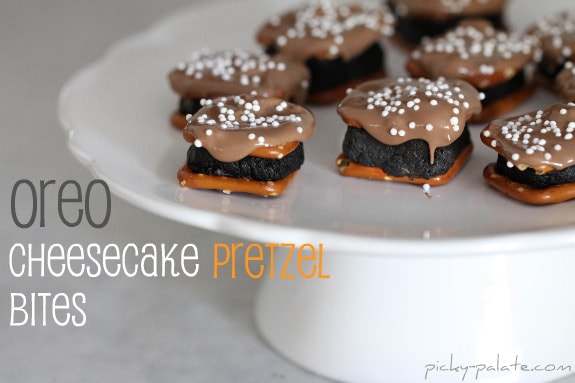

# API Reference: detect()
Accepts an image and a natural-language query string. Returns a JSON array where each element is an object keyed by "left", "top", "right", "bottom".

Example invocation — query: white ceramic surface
[
  {"left": 57, "top": 0, "right": 575, "bottom": 382},
  {"left": 57, "top": 0, "right": 575, "bottom": 256}
]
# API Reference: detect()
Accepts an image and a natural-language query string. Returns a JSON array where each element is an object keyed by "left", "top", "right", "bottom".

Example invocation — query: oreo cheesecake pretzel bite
[
  {"left": 480, "top": 103, "right": 575, "bottom": 204},
  {"left": 336, "top": 77, "right": 482, "bottom": 186},
  {"left": 168, "top": 49, "right": 310, "bottom": 129},
  {"left": 386, "top": 0, "right": 508, "bottom": 46},
  {"left": 256, "top": 0, "right": 395, "bottom": 104},
  {"left": 406, "top": 19, "right": 540, "bottom": 122},
  {"left": 527, "top": 9, "right": 575, "bottom": 89},
  {"left": 178, "top": 94, "right": 315, "bottom": 197}
]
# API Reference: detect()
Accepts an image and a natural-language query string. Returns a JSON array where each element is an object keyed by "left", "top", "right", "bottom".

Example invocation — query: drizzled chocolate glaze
[
  {"left": 168, "top": 49, "right": 310, "bottom": 103},
  {"left": 185, "top": 94, "right": 315, "bottom": 163},
  {"left": 387, "top": 0, "right": 506, "bottom": 19},
  {"left": 256, "top": 1, "right": 395, "bottom": 62},
  {"left": 481, "top": 103, "right": 575, "bottom": 172},
  {"left": 337, "top": 77, "right": 482, "bottom": 163}
]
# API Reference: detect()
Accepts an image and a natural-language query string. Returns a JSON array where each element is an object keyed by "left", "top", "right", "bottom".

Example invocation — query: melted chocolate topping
[
  {"left": 409, "top": 19, "right": 540, "bottom": 87},
  {"left": 168, "top": 49, "right": 310, "bottom": 102},
  {"left": 556, "top": 61, "right": 575, "bottom": 102},
  {"left": 256, "top": 1, "right": 395, "bottom": 62}
]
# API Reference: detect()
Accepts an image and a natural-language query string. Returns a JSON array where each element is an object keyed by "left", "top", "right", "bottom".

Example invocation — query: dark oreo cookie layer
[
  {"left": 179, "top": 98, "right": 203, "bottom": 116},
  {"left": 186, "top": 143, "right": 304, "bottom": 181},
  {"left": 306, "top": 43, "right": 385, "bottom": 92},
  {"left": 495, "top": 155, "right": 575, "bottom": 189},
  {"left": 267, "top": 43, "right": 385, "bottom": 93},
  {"left": 537, "top": 60, "right": 567, "bottom": 82},
  {"left": 342, "top": 125, "right": 471, "bottom": 179},
  {"left": 481, "top": 69, "right": 526, "bottom": 106}
]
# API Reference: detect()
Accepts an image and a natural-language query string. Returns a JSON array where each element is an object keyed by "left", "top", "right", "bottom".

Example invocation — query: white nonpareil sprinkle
[{"left": 422, "top": 183, "right": 432, "bottom": 199}]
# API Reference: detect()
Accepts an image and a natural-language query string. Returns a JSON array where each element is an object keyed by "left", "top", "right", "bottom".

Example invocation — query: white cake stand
[
  {"left": 255, "top": 243, "right": 575, "bottom": 382},
  {"left": 57, "top": 0, "right": 575, "bottom": 381}
]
